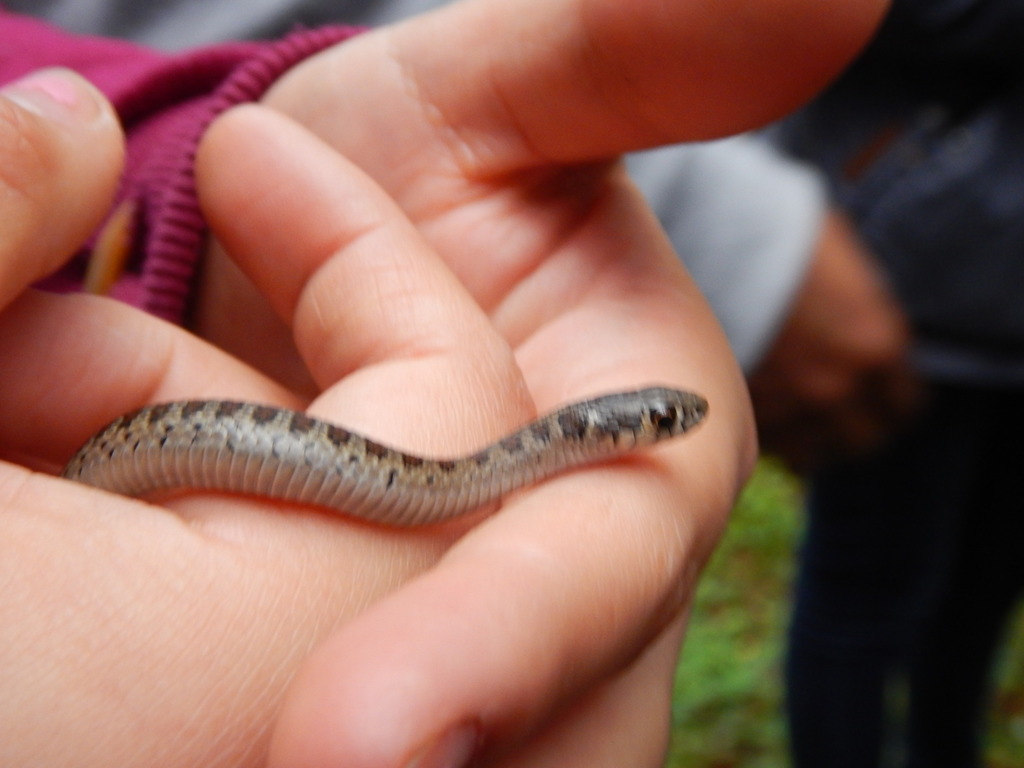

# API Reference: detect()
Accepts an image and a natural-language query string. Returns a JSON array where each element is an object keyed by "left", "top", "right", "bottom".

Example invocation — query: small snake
[{"left": 61, "top": 387, "right": 707, "bottom": 526}]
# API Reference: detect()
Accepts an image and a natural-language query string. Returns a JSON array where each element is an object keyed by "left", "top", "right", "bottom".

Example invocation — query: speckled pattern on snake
[{"left": 61, "top": 386, "right": 708, "bottom": 526}]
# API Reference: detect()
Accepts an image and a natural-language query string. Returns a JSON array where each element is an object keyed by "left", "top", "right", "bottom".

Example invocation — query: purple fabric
[{"left": 0, "top": 10, "right": 360, "bottom": 322}]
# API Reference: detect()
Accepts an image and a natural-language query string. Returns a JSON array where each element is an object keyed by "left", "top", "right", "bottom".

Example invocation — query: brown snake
[{"left": 61, "top": 387, "right": 707, "bottom": 526}]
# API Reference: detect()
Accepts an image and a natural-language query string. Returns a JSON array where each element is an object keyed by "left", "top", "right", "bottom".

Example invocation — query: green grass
[{"left": 666, "top": 460, "right": 1024, "bottom": 768}]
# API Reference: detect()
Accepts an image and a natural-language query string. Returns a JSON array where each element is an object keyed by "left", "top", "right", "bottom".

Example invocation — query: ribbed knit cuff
[{"left": 117, "top": 25, "right": 362, "bottom": 323}]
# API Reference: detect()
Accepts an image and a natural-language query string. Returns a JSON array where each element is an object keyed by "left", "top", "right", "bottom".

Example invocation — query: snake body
[{"left": 61, "top": 387, "right": 707, "bottom": 526}]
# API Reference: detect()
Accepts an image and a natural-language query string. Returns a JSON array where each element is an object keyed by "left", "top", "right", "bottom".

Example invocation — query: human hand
[
  {"left": 0, "top": 1, "right": 887, "bottom": 766},
  {"left": 194, "top": 102, "right": 745, "bottom": 768},
  {"left": 194, "top": 1, "right": 882, "bottom": 765},
  {"left": 0, "top": 67, "right": 456, "bottom": 767},
  {"left": 747, "top": 210, "right": 921, "bottom": 474},
  {"left": 0, "top": 93, "right": 734, "bottom": 767},
  {"left": 0, "top": 70, "right": 475, "bottom": 767}
]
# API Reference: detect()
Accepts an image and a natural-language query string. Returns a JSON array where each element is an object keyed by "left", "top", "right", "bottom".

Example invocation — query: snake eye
[{"left": 651, "top": 405, "right": 679, "bottom": 433}]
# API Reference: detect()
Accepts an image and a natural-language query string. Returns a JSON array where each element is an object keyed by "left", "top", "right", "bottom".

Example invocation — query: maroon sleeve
[{"left": 0, "top": 10, "right": 362, "bottom": 323}]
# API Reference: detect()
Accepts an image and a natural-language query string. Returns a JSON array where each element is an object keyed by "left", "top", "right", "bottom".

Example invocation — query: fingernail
[
  {"left": 2, "top": 68, "right": 108, "bottom": 127},
  {"left": 404, "top": 723, "right": 480, "bottom": 768}
]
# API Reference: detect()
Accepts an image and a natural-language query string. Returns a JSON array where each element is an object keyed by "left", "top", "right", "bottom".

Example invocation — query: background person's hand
[{"left": 748, "top": 210, "right": 921, "bottom": 474}]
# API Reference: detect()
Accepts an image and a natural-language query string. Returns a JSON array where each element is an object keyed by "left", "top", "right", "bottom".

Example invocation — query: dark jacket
[{"left": 777, "top": 0, "right": 1024, "bottom": 381}]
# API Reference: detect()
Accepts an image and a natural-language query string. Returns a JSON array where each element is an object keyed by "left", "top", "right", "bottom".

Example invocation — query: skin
[{"left": 0, "top": 1, "right": 887, "bottom": 767}]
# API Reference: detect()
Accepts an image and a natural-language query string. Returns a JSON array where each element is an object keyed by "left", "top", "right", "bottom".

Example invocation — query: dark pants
[{"left": 786, "top": 383, "right": 1024, "bottom": 768}]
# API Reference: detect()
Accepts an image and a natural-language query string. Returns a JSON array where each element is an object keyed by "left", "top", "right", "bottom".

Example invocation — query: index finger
[{"left": 265, "top": 0, "right": 887, "bottom": 177}]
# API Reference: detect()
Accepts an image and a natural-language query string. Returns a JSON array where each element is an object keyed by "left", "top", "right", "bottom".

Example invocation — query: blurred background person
[{"left": 761, "top": 2, "right": 1024, "bottom": 766}]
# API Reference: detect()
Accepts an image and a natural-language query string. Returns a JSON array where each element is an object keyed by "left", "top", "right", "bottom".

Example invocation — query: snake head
[
  {"left": 570, "top": 387, "right": 708, "bottom": 449},
  {"left": 639, "top": 387, "right": 708, "bottom": 441}
]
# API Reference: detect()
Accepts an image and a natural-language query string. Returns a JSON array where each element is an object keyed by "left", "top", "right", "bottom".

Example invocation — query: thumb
[{"left": 0, "top": 68, "right": 125, "bottom": 309}]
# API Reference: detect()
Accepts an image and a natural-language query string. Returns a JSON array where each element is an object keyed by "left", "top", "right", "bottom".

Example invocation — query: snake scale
[{"left": 61, "top": 387, "right": 707, "bottom": 526}]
